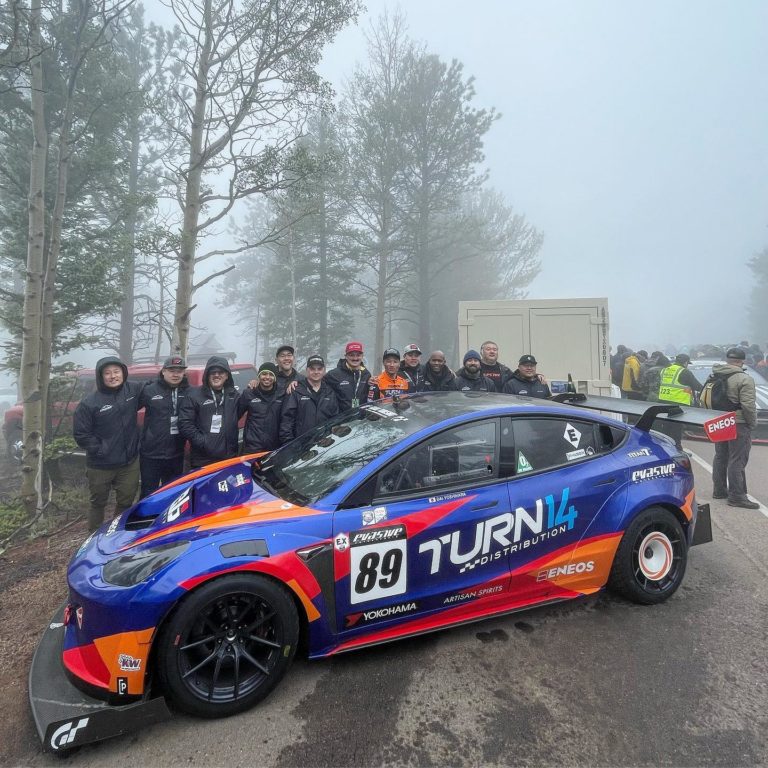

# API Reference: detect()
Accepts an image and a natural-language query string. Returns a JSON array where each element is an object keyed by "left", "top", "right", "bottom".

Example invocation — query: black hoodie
[
  {"left": 422, "top": 364, "right": 457, "bottom": 392},
  {"left": 454, "top": 366, "right": 496, "bottom": 392},
  {"left": 73, "top": 356, "right": 144, "bottom": 469},
  {"left": 238, "top": 383, "right": 282, "bottom": 452},
  {"left": 178, "top": 356, "right": 240, "bottom": 467},
  {"left": 139, "top": 373, "right": 190, "bottom": 459}
]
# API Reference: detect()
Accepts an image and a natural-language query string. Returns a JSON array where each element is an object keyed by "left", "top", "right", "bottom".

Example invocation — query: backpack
[{"left": 700, "top": 371, "right": 739, "bottom": 411}]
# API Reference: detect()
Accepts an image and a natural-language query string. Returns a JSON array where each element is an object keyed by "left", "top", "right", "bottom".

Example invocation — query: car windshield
[{"left": 254, "top": 392, "right": 504, "bottom": 505}]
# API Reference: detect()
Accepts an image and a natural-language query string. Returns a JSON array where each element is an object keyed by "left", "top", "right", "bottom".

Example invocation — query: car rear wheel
[
  {"left": 608, "top": 506, "right": 688, "bottom": 605},
  {"left": 157, "top": 574, "right": 299, "bottom": 718}
]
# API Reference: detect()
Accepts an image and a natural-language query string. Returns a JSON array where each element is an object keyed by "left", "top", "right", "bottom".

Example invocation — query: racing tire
[
  {"left": 608, "top": 506, "right": 688, "bottom": 605},
  {"left": 157, "top": 574, "right": 299, "bottom": 718}
]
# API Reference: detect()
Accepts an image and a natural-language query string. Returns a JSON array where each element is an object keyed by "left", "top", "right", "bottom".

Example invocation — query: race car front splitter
[{"left": 29, "top": 604, "right": 170, "bottom": 753}]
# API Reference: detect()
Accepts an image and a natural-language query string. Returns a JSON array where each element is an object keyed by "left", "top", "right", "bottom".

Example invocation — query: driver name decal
[{"left": 419, "top": 488, "right": 578, "bottom": 575}]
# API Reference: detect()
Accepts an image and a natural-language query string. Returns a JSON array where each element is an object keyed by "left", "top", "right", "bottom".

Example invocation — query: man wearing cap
[
  {"left": 455, "top": 350, "right": 496, "bottom": 392},
  {"left": 423, "top": 350, "right": 457, "bottom": 392},
  {"left": 324, "top": 341, "right": 371, "bottom": 411},
  {"left": 73, "top": 356, "right": 144, "bottom": 530},
  {"left": 274, "top": 344, "right": 304, "bottom": 397},
  {"left": 137, "top": 356, "right": 190, "bottom": 498},
  {"left": 238, "top": 362, "right": 283, "bottom": 454},
  {"left": 399, "top": 343, "right": 426, "bottom": 392},
  {"left": 479, "top": 341, "right": 512, "bottom": 391},
  {"left": 711, "top": 348, "right": 759, "bottom": 509},
  {"left": 179, "top": 355, "right": 240, "bottom": 468},
  {"left": 503, "top": 355, "right": 552, "bottom": 398},
  {"left": 279, "top": 355, "right": 339, "bottom": 443},
  {"left": 368, "top": 349, "right": 410, "bottom": 401}
]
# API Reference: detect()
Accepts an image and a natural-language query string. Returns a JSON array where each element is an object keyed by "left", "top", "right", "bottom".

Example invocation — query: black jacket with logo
[
  {"left": 279, "top": 380, "right": 339, "bottom": 444},
  {"left": 178, "top": 357, "right": 240, "bottom": 467},
  {"left": 503, "top": 371, "right": 551, "bottom": 399},
  {"left": 454, "top": 367, "right": 496, "bottom": 392},
  {"left": 73, "top": 356, "right": 143, "bottom": 469},
  {"left": 138, "top": 376, "right": 189, "bottom": 460},
  {"left": 399, "top": 362, "right": 426, "bottom": 392},
  {"left": 324, "top": 359, "right": 371, "bottom": 411},
  {"left": 238, "top": 385, "right": 282, "bottom": 452},
  {"left": 275, "top": 368, "right": 305, "bottom": 397}
]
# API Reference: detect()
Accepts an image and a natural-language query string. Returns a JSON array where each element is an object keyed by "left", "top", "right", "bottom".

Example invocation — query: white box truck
[{"left": 457, "top": 297, "right": 612, "bottom": 396}]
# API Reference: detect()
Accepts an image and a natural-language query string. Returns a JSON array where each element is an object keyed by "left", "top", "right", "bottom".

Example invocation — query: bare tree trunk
[
  {"left": 171, "top": 0, "right": 211, "bottom": 356},
  {"left": 289, "top": 227, "right": 297, "bottom": 348},
  {"left": 19, "top": 0, "right": 47, "bottom": 517},
  {"left": 375, "top": 235, "right": 387, "bottom": 366}
]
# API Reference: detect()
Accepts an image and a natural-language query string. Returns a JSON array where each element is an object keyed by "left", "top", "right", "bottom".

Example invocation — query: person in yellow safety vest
[
  {"left": 657, "top": 353, "right": 703, "bottom": 405},
  {"left": 656, "top": 353, "right": 703, "bottom": 449}
]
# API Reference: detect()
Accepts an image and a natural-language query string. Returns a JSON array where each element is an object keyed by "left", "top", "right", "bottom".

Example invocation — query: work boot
[
  {"left": 712, "top": 491, "right": 727, "bottom": 499},
  {"left": 727, "top": 497, "right": 760, "bottom": 510}
]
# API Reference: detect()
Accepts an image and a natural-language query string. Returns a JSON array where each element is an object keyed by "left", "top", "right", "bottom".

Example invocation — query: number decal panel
[{"left": 349, "top": 525, "right": 408, "bottom": 604}]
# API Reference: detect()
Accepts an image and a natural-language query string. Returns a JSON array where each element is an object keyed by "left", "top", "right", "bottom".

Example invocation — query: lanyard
[
  {"left": 171, "top": 387, "right": 178, "bottom": 416},
  {"left": 210, "top": 388, "right": 223, "bottom": 414}
]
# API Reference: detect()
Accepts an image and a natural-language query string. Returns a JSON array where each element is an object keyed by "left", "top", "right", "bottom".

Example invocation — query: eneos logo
[{"left": 704, "top": 412, "right": 737, "bottom": 442}]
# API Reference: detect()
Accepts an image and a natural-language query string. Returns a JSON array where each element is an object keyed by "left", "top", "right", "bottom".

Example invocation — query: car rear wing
[{"left": 551, "top": 392, "right": 735, "bottom": 441}]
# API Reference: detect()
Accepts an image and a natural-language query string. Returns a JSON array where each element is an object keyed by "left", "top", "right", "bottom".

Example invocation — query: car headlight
[{"left": 102, "top": 541, "right": 190, "bottom": 587}]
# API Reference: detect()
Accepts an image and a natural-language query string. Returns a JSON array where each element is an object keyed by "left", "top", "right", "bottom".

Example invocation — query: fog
[{"left": 145, "top": 0, "right": 768, "bottom": 364}]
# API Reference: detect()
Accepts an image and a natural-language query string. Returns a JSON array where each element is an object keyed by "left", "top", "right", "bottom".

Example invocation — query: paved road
[{"left": 29, "top": 445, "right": 768, "bottom": 767}]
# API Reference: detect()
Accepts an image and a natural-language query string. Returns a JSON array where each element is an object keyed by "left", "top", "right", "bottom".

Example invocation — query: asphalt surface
[{"left": 27, "top": 442, "right": 768, "bottom": 768}]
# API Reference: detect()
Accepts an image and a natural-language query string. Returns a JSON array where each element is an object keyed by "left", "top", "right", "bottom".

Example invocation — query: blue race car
[{"left": 30, "top": 392, "right": 713, "bottom": 752}]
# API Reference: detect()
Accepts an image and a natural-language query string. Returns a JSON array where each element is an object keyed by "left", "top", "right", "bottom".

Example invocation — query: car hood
[{"left": 92, "top": 460, "right": 308, "bottom": 556}]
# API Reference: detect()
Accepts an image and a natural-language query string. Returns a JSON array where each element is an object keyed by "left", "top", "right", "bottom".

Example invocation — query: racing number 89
[
  {"left": 350, "top": 539, "right": 408, "bottom": 605},
  {"left": 354, "top": 548, "right": 403, "bottom": 594}
]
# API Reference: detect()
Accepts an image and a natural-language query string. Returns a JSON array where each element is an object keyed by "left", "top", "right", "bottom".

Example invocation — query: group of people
[
  {"left": 611, "top": 344, "right": 759, "bottom": 511},
  {"left": 72, "top": 341, "right": 550, "bottom": 530}
]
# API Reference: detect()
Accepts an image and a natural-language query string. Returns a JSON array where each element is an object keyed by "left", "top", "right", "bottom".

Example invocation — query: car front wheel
[
  {"left": 157, "top": 574, "right": 299, "bottom": 718},
  {"left": 608, "top": 506, "right": 688, "bottom": 605}
]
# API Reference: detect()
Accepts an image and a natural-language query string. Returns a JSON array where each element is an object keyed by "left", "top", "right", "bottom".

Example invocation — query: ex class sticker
[
  {"left": 349, "top": 524, "right": 407, "bottom": 605},
  {"left": 563, "top": 423, "right": 581, "bottom": 448}
]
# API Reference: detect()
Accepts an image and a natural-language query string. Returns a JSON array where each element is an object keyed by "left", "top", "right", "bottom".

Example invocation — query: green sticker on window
[{"left": 517, "top": 451, "right": 533, "bottom": 473}]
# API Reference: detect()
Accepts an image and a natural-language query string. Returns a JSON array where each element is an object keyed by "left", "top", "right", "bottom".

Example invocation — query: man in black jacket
[
  {"left": 503, "top": 354, "right": 552, "bottom": 398},
  {"left": 179, "top": 356, "right": 240, "bottom": 469},
  {"left": 399, "top": 343, "right": 426, "bottom": 392},
  {"left": 479, "top": 340, "right": 512, "bottom": 391},
  {"left": 280, "top": 355, "right": 339, "bottom": 444},
  {"left": 455, "top": 350, "right": 496, "bottom": 392},
  {"left": 274, "top": 344, "right": 304, "bottom": 396},
  {"left": 73, "top": 356, "right": 143, "bottom": 531},
  {"left": 324, "top": 341, "right": 371, "bottom": 411},
  {"left": 238, "top": 362, "right": 282, "bottom": 454},
  {"left": 423, "top": 350, "right": 457, "bottom": 392},
  {"left": 138, "top": 356, "right": 189, "bottom": 498}
]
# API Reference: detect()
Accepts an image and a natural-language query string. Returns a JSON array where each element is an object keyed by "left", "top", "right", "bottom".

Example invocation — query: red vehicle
[{"left": 2, "top": 362, "right": 258, "bottom": 457}]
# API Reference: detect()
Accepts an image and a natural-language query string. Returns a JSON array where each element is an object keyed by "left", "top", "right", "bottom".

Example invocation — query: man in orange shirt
[{"left": 367, "top": 349, "right": 410, "bottom": 402}]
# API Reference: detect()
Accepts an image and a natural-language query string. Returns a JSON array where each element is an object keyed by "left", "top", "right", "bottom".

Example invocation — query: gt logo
[
  {"left": 166, "top": 488, "right": 191, "bottom": 522},
  {"left": 49, "top": 718, "right": 89, "bottom": 750}
]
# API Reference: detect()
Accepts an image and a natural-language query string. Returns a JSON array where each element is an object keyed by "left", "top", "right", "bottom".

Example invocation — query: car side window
[
  {"left": 505, "top": 417, "right": 603, "bottom": 475},
  {"left": 376, "top": 420, "right": 498, "bottom": 497}
]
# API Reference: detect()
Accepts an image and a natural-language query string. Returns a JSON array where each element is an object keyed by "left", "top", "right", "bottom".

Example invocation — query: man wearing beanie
[
  {"left": 455, "top": 350, "right": 496, "bottom": 392},
  {"left": 138, "top": 356, "right": 190, "bottom": 498},
  {"left": 503, "top": 354, "right": 551, "bottom": 398},
  {"left": 324, "top": 341, "right": 371, "bottom": 411},
  {"left": 179, "top": 355, "right": 240, "bottom": 468},
  {"left": 73, "top": 356, "right": 144, "bottom": 530},
  {"left": 368, "top": 349, "right": 410, "bottom": 401},
  {"left": 238, "top": 362, "right": 283, "bottom": 453}
]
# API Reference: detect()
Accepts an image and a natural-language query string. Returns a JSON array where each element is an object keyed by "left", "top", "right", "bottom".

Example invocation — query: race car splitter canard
[{"left": 29, "top": 392, "right": 714, "bottom": 752}]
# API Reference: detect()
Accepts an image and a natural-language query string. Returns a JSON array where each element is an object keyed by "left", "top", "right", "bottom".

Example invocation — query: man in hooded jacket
[
  {"left": 455, "top": 350, "right": 496, "bottom": 392},
  {"left": 138, "top": 355, "right": 189, "bottom": 498},
  {"left": 423, "top": 350, "right": 457, "bottom": 392},
  {"left": 179, "top": 355, "right": 240, "bottom": 468},
  {"left": 73, "top": 356, "right": 143, "bottom": 531}
]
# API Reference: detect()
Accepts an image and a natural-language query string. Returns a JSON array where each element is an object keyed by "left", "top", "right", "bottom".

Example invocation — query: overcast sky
[{"left": 145, "top": 0, "right": 768, "bottom": 359}]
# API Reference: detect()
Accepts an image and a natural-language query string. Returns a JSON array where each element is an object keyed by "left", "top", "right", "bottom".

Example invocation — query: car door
[
  {"left": 333, "top": 418, "right": 513, "bottom": 638},
  {"left": 500, "top": 415, "right": 629, "bottom": 598}
]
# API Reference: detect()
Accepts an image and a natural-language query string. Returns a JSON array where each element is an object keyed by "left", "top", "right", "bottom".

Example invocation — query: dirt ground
[{"left": 0, "top": 449, "right": 91, "bottom": 766}]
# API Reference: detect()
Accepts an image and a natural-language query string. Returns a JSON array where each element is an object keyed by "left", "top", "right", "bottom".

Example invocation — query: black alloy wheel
[{"left": 158, "top": 574, "right": 299, "bottom": 718}]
